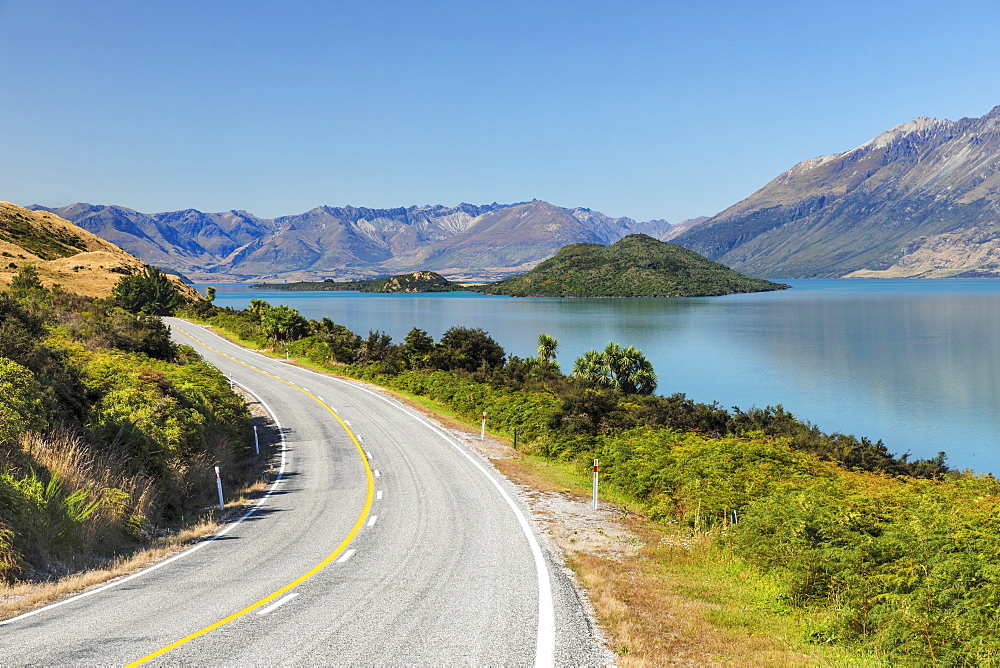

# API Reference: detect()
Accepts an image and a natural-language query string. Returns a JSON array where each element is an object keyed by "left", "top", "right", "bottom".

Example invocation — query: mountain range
[
  {"left": 31, "top": 201, "right": 685, "bottom": 283},
  {"left": 29, "top": 106, "right": 1000, "bottom": 281},
  {"left": 672, "top": 106, "right": 1000, "bottom": 278}
]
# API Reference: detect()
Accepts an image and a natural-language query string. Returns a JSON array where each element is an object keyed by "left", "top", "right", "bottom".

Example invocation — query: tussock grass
[
  {"left": 0, "top": 459, "right": 276, "bottom": 622},
  {"left": 21, "top": 429, "right": 157, "bottom": 544}
]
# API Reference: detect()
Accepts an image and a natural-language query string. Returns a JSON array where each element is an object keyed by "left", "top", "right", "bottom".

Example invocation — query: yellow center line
[{"left": 125, "top": 324, "right": 374, "bottom": 666}]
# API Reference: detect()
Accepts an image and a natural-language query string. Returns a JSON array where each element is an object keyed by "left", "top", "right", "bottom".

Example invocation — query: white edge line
[
  {"left": 256, "top": 592, "right": 298, "bottom": 616},
  {"left": 0, "top": 362, "right": 288, "bottom": 626}
]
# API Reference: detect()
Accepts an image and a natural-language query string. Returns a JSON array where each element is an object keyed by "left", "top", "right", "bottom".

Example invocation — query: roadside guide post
[
  {"left": 253, "top": 424, "right": 260, "bottom": 456},
  {"left": 480, "top": 412, "right": 486, "bottom": 441},
  {"left": 215, "top": 466, "right": 225, "bottom": 511},
  {"left": 592, "top": 459, "right": 599, "bottom": 510}
]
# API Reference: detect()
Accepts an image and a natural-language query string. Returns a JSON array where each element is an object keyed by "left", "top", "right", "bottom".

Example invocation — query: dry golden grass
[
  {"left": 0, "top": 519, "right": 218, "bottom": 621},
  {"left": 0, "top": 465, "right": 277, "bottom": 622},
  {"left": 0, "top": 201, "right": 200, "bottom": 299}
]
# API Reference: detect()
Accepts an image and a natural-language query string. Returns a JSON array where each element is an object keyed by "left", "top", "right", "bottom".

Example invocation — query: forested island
[
  {"left": 253, "top": 235, "right": 790, "bottom": 297},
  {"left": 254, "top": 270, "right": 460, "bottom": 293}
]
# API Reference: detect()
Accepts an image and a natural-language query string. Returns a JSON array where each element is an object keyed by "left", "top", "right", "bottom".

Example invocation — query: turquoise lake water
[{"left": 206, "top": 279, "right": 1000, "bottom": 474}]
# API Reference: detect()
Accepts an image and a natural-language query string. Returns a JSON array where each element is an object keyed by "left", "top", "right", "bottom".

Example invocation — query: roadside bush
[
  {"left": 432, "top": 327, "right": 505, "bottom": 372},
  {"left": 0, "top": 358, "right": 46, "bottom": 445},
  {"left": 109, "top": 266, "right": 185, "bottom": 316}
]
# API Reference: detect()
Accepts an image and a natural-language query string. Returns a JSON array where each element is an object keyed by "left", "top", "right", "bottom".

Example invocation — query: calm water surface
[{"left": 206, "top": 279, "right": 1000, "bottom": 474}]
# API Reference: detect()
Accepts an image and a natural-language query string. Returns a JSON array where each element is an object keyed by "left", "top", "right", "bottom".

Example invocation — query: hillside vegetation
[
  {"left": 0, "top": 265, "right": 255, "bottom": 583},
  {"left": 482, "top": 234, "right": 789, "bottom": 297},
  {"left": 188, "top": 297, "right": 1000, "bottom": 664}
]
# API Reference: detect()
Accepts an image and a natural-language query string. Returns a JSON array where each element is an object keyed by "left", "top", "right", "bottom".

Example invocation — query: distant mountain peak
[
  {"left": 859, "top": 115, "right": 953, "bottom": 150},
  {"left": 672, "top": 105, "right": 1000, "bottom": 278}
]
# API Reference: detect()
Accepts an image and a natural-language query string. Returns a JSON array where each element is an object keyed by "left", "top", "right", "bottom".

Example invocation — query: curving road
[{"left": 0, "top": 318, "right": 609, "bottom": 666}]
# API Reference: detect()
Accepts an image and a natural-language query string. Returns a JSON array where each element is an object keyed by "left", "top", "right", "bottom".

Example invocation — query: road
[{"left": 0, "top": 318, "right": 610, "bottom": 666}]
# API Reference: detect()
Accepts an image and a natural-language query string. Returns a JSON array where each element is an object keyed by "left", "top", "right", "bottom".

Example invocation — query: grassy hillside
[
  {"left": 482, "top": 234, "right": 789, "bottom": 297},
  {"left": 0, "top": 202, "right": 198, "bottom": 300}
]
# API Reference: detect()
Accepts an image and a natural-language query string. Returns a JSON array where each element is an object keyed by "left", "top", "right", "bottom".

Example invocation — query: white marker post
[
  {"left": 253, "top": 425, "right": 260, "bottom": 456},
  {"left": 480, "top": 412, "right": 486, "bottom": 441},
  {"left": 215, "top": 466, "right": 225, "bottom": 511},
  {"left": 592, "top": 459, "right": 599, "bottom": 510}
]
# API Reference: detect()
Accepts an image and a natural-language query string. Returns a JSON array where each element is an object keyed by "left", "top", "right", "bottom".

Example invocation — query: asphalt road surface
[{"left": 0, "top": 318, "right": 610, "bottom": 666}]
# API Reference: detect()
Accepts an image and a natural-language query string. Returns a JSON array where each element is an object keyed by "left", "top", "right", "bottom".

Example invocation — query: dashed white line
[
  {"left": 376, "top": 490, "right": 383, "bottom": 500},
  {"left": 365, "top": 451, "right": 373, "bottom": 460},
  {"left": 344, "top": 419, "right": 352, "bottom": 426},
  {"left": 367, "top": 515, "right": 378, "bottom": 527},
  {"left": 357, "top": 435, "right": 364, "bottom": 442},
  {"left": 337, "top": 549, "right": 356, "bottom": 563},
  {"left": 256, "top": 593, "right": 299, "bottom": 616},
  {"left": 374, "top": 470, "right": 381, "bottom": 477}
]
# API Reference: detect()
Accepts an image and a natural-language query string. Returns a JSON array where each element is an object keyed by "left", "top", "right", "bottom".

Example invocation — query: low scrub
[{"left": 0, "top": 277, "right": 255, "bottom": 582}]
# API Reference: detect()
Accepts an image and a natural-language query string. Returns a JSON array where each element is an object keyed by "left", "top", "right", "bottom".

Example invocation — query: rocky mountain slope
[
  {"left": 672, "top": 106, "right": 1000, "bottom": 278},
  {"left": 0, "top": 202, "right": 197, "bottom": 298},
  {"left": 33, "top": 201, "right": 678, "bottom": 282}
]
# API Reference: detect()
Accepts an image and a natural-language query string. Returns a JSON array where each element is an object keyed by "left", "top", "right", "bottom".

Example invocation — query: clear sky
[{"left": 2, "top": 0, "right": 999, "bottom": 223}]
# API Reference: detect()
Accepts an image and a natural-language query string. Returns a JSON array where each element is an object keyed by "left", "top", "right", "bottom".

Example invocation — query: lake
[{"left": 205, "top": 279, "right": 1000, "bottom": 475}]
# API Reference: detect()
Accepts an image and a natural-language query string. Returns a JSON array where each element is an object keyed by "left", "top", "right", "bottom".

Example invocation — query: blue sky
[{"left": 2, "top": 0, "right": 999, "bottom": 223}]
